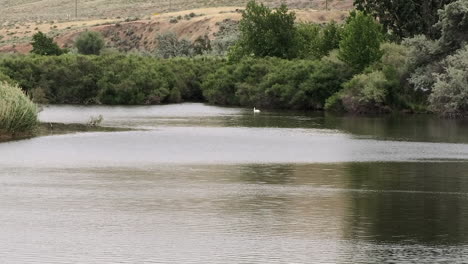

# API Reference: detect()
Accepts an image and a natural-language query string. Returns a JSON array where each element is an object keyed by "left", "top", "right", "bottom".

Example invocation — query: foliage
[
  {"left": 155, "top": 32, "right": 193, "bottom": 58},
  {"left": 192, "top": 35, "right": 212, "bottom": 55},
  {"left": 30, "top": 31, "right": 64, "bottom": 56},
  {"left": 296, "top": 22, "right": 342, "bottom": 59},
  {"left": 202, "top": 56, "right": 353, "bottom": 109},
  {"left": 435, "top": 0, "right": 468, "bottom": 54},
  {"left": 0, "top": 81, "right": 37, "bottom": 134},
  {"left": 402, "top": 0, "right": 468, "bottom": 115},
  {"left": 329, "top": 43, "right": 410, "bottom": 113},
  {"left": 338, "top": 11, "right": 384, "bottom": 72},
  {"left": 354, "top": 0, "right": 456, "bottom": 39},
  {"left": 429, "top": 45, "right": 468, "bottom": 116},
  {"left": 0, "top": 54, "right": 224, "bottom": 105},
  {"left": 233, "top": 1, "right": 297, "bottom": 59},
  {"left": 75, "top": 31, "right": 105, "bottom": 55}
]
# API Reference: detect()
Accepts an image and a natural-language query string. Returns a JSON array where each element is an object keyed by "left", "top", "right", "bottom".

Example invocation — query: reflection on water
[
  {"left": 1, "top": 163, "right": 468, "bottom": 263},
  {"left": 1, "top": 103, "right": 468, "bottom": 263},
  {"left": 40, "top": 103, "right": 468, "bottom": 143}
]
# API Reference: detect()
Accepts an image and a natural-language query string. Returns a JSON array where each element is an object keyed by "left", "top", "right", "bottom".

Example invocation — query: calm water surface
[{"left": 1, "top": 103, "right": 468, "bottom": 263}]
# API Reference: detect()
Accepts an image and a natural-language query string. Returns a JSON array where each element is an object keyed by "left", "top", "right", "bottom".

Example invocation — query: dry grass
[
  {"left": 0, "top": 6, "right": 351, "bottom": 53},
  {"left": 0, "top": 0, "right": 352, "bottom": 23}
]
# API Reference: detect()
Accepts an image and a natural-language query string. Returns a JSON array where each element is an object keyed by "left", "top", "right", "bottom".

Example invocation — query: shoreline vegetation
[
  {"left": 0, "top": 122, "right": 132, "bottom": 143},
  {"left": 1, "top": 0, "right": 467, "bottom": 139},
  {"left": 0, "top": 81, "right": 38, "bottom": 140}
]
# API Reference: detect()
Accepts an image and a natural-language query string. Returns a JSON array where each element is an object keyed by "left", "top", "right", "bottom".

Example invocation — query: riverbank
[{"left": 0, "top": 122, "right": 131, "bottom": 143}]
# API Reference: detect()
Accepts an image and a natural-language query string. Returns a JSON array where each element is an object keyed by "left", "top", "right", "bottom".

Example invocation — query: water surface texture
[{"left": 1, "top": 103, "right": 468, "bottom": 263}]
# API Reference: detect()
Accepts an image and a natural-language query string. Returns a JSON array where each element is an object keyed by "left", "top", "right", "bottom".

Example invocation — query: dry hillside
[
  {"left": 0, "top": 1, "right": 353, "bottom": 54},
  {"left": 0, "top": 0, "right": 353, "bottom": 22}
]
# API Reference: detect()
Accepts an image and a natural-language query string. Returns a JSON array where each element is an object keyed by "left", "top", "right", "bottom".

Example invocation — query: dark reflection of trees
[
  {"left": 323, "top": 113, "right": 468, "bottom": 143},
  {"left": 227, "top": 110, "right": 324, "bottom": 129},
  {"left": 343, "top": 162, "right": 468, "bottom": 244},
  {"left": 237, "top": 164, "right": 295, "bottom": 184},
  {"left": 222, "top": 109, "right": 468, "bottom": 144}
]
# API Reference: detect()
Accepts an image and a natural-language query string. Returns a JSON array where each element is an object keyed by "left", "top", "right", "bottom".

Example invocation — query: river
[{"left": 1, "top": 103, "right": 468, "bottom": 263}]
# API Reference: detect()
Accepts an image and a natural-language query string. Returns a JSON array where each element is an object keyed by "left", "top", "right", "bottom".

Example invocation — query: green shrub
[
  {"left": 202, "top": 57, "right": 352, "bottom": 110},
  {"left": 0, "top": 54, "right": 223, "bottom": 106},
  {"left": 30, "top": 31, "right": 64, "bottom": 56},
  {"left": 338, "top": 11, "right": 384, "bottom": 72},
  {"left": 296, "top": 22, "right": 342, "bottom": 59},
  {"left": 0, "top": 82, "right": 38, "bottom": 134},
  {"left": 155, "top": 32, "right": 193, "bottom": 58},
  {"left": 75, "top": 31, "right": 105, "bottom": 55},
  {"left": 332, "top": 43, "right": 410, "bottom": 113},
  {"left": 324, "top": 92, "right": 345, "bottom": 112},
  {"left": 233, "top": 1, "right": 297, "bottom": 59},
  {"left": 429, "top": 45, "right": 468, "bottom": 116}
]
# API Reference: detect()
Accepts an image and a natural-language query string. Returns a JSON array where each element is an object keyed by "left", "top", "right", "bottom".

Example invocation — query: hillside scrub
[
  {"left": 75, "top": 31, "right": 105, "bottom": 55},
  {"left": 30, "top": 31, "right": 66, "bottom": 56},
  {"left": 0, "top": 82, "right": 38, "bottom": 137}
]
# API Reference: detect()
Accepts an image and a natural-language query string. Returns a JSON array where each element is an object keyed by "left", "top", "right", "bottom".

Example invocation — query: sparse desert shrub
[
  {"left": 192, "top": 35, "right": 211, "bottom": 55},
  {"left": 155, "top": 32, "right": 193, "bottom": 58}
]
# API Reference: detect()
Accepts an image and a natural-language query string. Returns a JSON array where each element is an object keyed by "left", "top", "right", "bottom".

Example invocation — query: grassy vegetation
[{"left": 0, "top": 81, "right": 38, "bottom": 138}]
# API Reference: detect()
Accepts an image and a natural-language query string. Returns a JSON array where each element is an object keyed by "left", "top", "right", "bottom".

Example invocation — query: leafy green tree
[
  {"left": 30, "top": 31, "right": 64, "bottom": 56},
  {"left": 75, "top": 31, "right": 105, "bottom": 55},
  {"left": 436, "top": 0, "right": 468, "bottom": 53},
  {"left": 296, "top": 22, "right": 342, "bottom": 59},
  {"left": 320, "top": 22, "right": 342, "bottom": 55},
  {"left": 354, "top": 0, "right": 456, "bottom": 39},
  {"left": 338, "top": 11, "right": 384, "bottom": 72},
  {"left": 234, "top": 1, "right": 297, "bottom": 59}
]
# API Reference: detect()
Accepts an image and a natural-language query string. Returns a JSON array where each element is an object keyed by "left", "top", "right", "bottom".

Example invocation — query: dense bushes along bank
[
  {"left": 0, "top": 53, "right": 358, "bottom": 110},
  {"left": 0, "top": 49, "right": 443, "bottom": 114}
]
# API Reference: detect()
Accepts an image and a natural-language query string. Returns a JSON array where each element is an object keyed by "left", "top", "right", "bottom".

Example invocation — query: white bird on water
[{"left": 253, "top": 107, "right": 261, "bottom": 113}]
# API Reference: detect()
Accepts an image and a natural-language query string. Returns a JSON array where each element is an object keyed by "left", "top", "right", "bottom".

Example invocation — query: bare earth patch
[{"left": 0, "top": 6, "right": 350, "bottom": 53}]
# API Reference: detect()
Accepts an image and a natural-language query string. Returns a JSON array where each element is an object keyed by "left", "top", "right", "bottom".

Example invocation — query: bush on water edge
[
  {"left": 0, "top": 81, "right": 38, "bottom": 138},
  {"left": 0, "top": 54, "right": 356, "bottom": 111}
]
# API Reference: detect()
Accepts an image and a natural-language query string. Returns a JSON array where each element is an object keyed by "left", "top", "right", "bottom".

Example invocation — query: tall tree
[
  {"left": 234, "top": 1, "right": 297, "bottom": 59},
  {"left": 30, "top": 32, "right": 64, "bottom": 56},
  {"left": 354, "top": 0, "right": 456, "bottom": 39},
  {"left": 339, "top": 11, "right": 384, "bottom": 72}
]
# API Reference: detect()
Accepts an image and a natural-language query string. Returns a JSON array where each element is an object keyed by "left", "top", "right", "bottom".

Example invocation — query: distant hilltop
[{"left": 0, "top": 0, "right": 353, "bottom": 22}]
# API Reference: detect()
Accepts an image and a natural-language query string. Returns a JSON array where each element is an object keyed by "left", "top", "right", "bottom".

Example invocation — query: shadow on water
[
  {"left": 235, "top": 111, "right": 468, "bottom": 143},
  {"left": 342, "top": 162, "right": 468, "bottom": 244}
]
